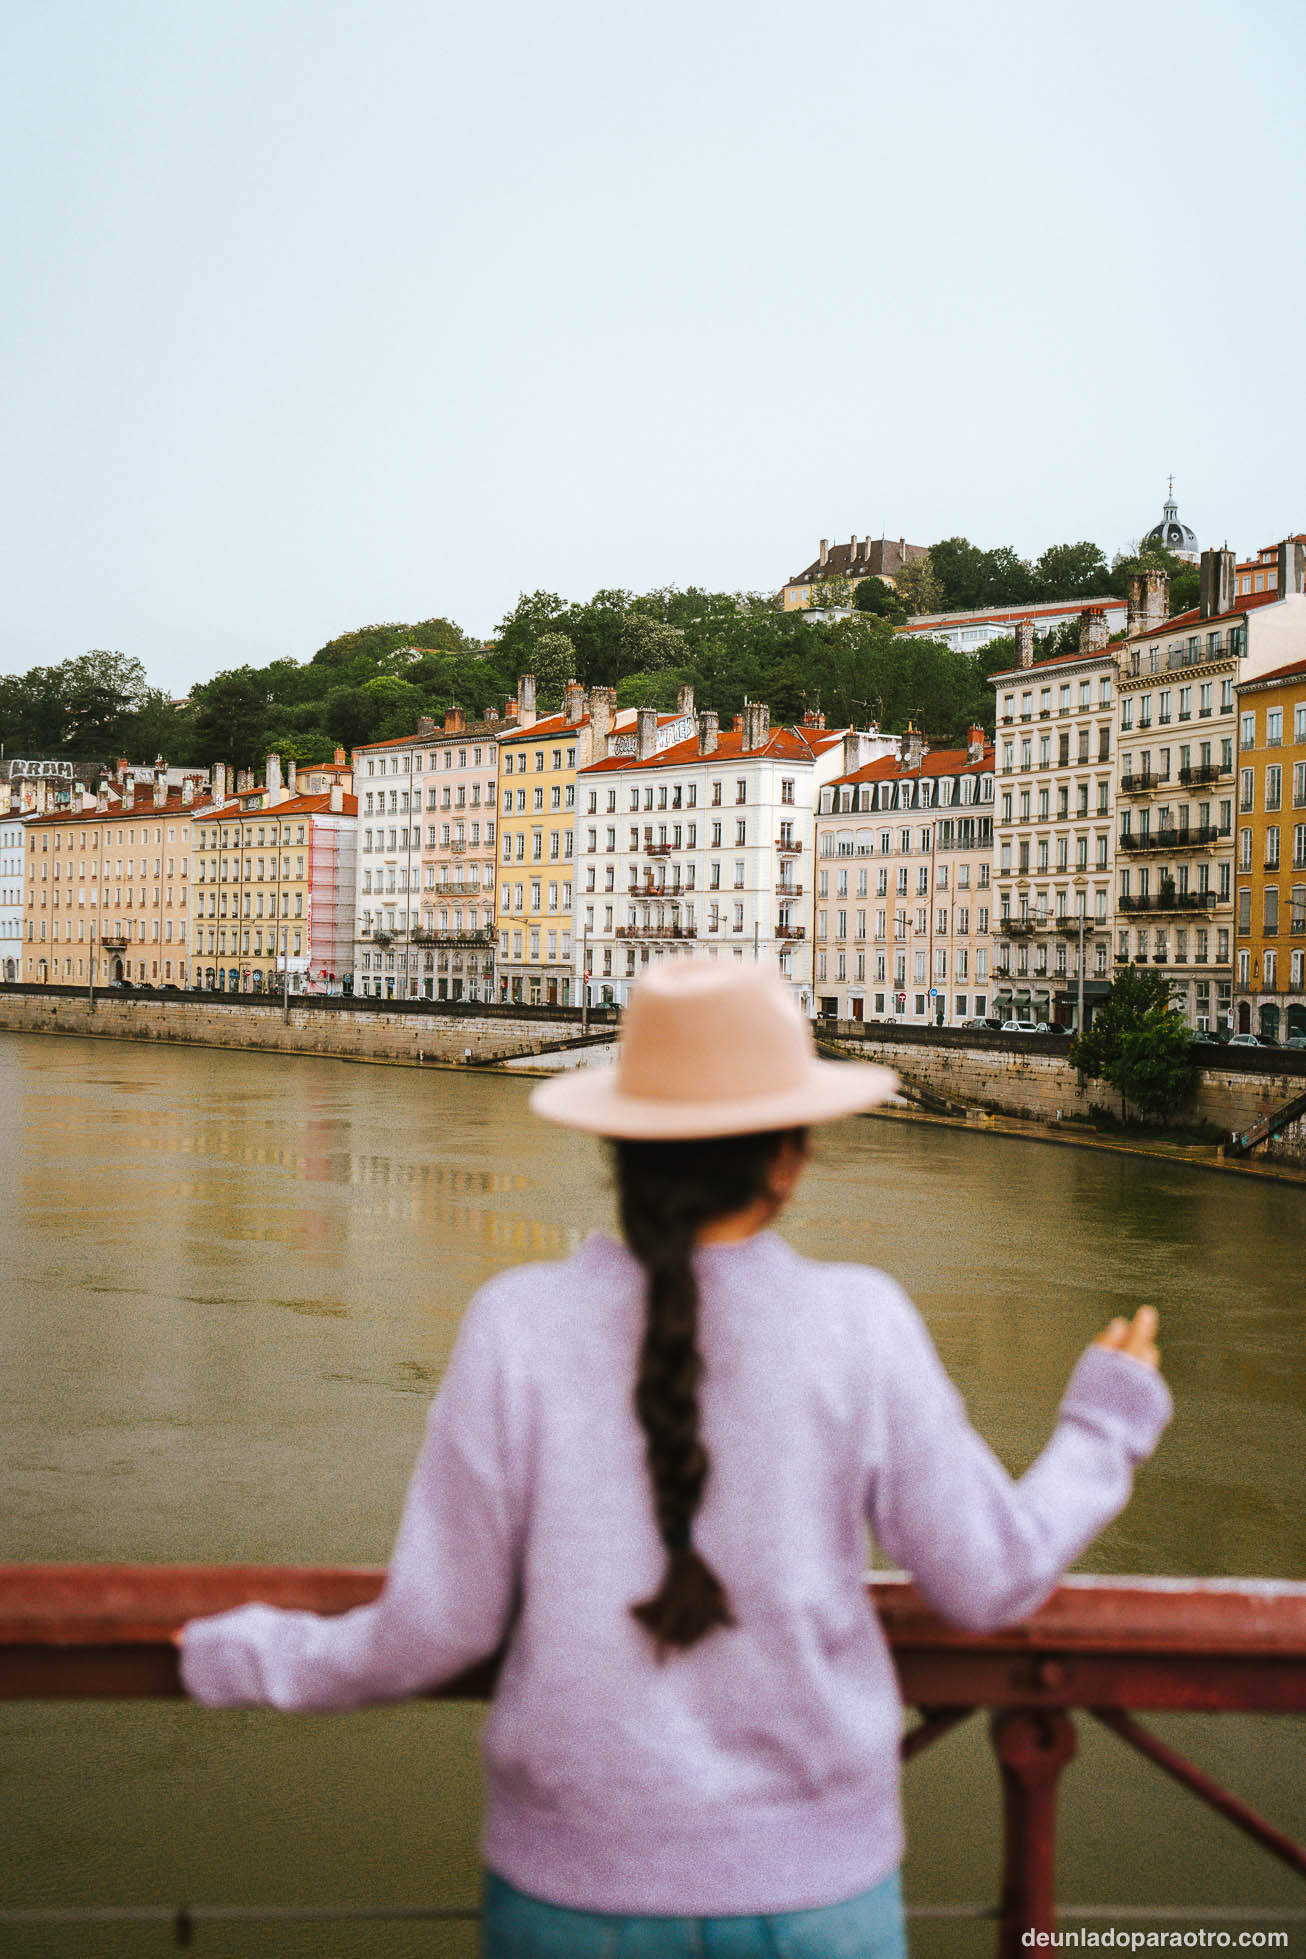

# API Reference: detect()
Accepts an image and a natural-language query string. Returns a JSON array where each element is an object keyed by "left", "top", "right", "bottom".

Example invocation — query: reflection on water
[{"left": 1, "top": 1032, "right": 1303, "bottom": 1955}]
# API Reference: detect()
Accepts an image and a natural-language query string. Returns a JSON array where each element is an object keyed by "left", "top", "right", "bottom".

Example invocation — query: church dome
[{"left": 1142, "top": 480, "right": 1199, "bottom": 562}]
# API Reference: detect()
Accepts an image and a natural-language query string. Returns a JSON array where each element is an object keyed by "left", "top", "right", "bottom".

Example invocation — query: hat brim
[{"left": 528, "top": 1058, "right": 900, "bottom": 1140}]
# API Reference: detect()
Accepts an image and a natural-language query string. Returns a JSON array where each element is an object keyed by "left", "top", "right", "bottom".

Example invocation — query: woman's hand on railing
[{"left": 1094, "top": 1305, "right": 1161, "bottom": 1372}]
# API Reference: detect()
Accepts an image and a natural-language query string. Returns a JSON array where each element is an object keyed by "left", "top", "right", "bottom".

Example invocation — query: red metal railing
[{"left": 3, "top": 1568, "right": 1305, "bottom": 1954}]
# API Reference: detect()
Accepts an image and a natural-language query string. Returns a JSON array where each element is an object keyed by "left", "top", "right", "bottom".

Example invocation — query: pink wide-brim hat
[{"left": 529, "top": 960, "right": 899, "bottom": 1140}]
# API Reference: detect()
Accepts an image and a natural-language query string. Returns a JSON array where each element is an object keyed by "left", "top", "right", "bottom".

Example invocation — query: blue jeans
[{"left": 481, "top": 1868, "right": 906, "bottom": 1958}]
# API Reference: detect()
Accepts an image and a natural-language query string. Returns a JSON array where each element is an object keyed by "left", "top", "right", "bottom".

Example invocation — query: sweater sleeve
[
  {"left": 179, "top": 1286, "right": 524, "bottom": 1711},
  {"left": 866, "top": 1284, "right": 1172, "bottom": 1634}
]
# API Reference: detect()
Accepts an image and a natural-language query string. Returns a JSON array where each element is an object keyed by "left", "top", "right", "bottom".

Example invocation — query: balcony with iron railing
[
  {"left": 1118, "top": 825, "right": 1225, "bottom": 853},
  {"left": 614, "top": 925, "right": 697, "bottom": 940},
  {"left": 774, "top": 924, "right": 806, "bottom": 940},
  {"left": 775, "top": 837, "right": 802, "bottom": 855},
  {"left": 1179, "top": 763, "right": 1230, "bottom": 786},
  {"left": 1120, "top": 771, "right": 1157, "bottom": 793},
  {"left": 1118, "top": 892, "right": 1220, "bottom": 915},
  {"left": 776, "top": 883, "right": 803, "bottom": 899},
  {"left": 3, "top": 1567, "right": 1303, "bottom": 1957}
]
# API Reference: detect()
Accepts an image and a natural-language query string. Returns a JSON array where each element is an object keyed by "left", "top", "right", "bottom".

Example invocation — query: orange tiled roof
[
  {"left": 203, "top": 792, "right": 358, "bottom": 819},
  {"left": 580, "top": 725, "right": 843, "bottom": 775},
  {"left": 831, "top": 743, "right": 993, "bottom": 788},
  {"left": 1130, "top": 588, "right": 1284, "bottom": 640},
  {"left": 25, "top": 788, "right": 214, "bottom": 827}
]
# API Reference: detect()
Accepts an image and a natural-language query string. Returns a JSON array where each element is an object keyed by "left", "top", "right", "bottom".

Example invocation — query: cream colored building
[
  {"left": 814, "top": 730, "right": 995, "bottom": 1025},
  {"left": 23, "top": 767, "right": 211, "bottom": 988},
  {"left": 1115, "top": 543, "right": 1306, "bottom": 1033},
  {"left": 988, "top": 614, "right": 1119, "bottom": 1029}
]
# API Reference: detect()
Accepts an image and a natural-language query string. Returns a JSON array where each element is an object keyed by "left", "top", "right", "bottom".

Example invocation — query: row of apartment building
[{"left": 7, "top": 539, "right": 1305, "bottom": 1039}]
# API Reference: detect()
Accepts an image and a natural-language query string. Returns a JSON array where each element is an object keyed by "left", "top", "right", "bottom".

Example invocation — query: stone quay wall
[
  {"left": 817, "top": 1022, "right": 1306, "bottom": 1165},
  {"left": 0, "top": 985, "right": 614, "bottom": 1069}
]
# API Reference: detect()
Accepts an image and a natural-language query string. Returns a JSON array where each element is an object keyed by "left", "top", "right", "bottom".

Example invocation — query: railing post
[{"left": 991, "top": 1708, "right": 1077, "bottom": 1957}]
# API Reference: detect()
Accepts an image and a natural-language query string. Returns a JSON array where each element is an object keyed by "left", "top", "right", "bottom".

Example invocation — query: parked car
[
  {"left": 999, "top": 1018, "right": 1029, "bottom": 1033},
  {"left": 1282, "top": 1033, "right": 1306, "bottom": 1050},
  {"left": 1030, "top": 1021, "right": 1060, "bottom": 1035},
  {"left": 961, "top": 1016, "right": 1001, "bottom": 1030},
  {"left": 1228, "top": 1033, "right": 1263, "bottom": 1047}
]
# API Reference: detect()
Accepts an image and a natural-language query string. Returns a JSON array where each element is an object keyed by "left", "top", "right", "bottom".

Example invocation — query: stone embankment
[
  {"left": 3, "top": 987, "right": 1304, "bottom": 1169},
  {"left": 0, "top": 984, "right": 614, "bottom": 1069},
  {"left": 816, "top": 1021, "right": 1306, "bottom": 1169}
]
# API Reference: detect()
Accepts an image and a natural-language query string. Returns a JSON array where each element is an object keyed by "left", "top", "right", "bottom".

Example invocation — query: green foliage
[
  {"left": 0, "top": 649, "right": 192, "bottom": 765},
  {"left": 807, "top": 575, "right": 853, "bottom": 612},
  {"left": 1109, "top": 545, "right": 1200, "bottom": 617},
  {"left": 1070, "top": 964, "right": 1196, "bottom": 1123},
  {"left": 531, "top": 633, "right": 576, "bottom": 708},
  {"left": 1032, "top": 541, "right": 1113, "bottom": 597},
  {"left": 853, "top": 578, "right": 906, "bottom": 621},
  {"left": 890, "top": 554, "right": 944, "bottom": 616}
]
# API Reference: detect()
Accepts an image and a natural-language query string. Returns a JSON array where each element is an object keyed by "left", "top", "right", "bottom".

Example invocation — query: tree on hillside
[
  {"left": 190, "top": 667, "right": 277, "bottom": 770},
  {"left": 532, "top": 633, "right": 577, "bottom": 708},
  {"left": 807, "top": 575, "right": 853, "bottom": 612},
  {"left": 309, "top": 618, "right": 472, "bottom": 669},
  {"left": 891, "top": 553, "right": 943, "bottom": 616},
  {"left": 853, "top": 577, "right": 906, "bottom": 621},
  {"left": 1110, "top": 544, "right": 1200, "bottom": 617},
  {"left": 1070, "top": 963, "right": 1196, "bottom": 1123},
  {"left": 1034, "top": 541, "right": 1113, "bottom": 598}
]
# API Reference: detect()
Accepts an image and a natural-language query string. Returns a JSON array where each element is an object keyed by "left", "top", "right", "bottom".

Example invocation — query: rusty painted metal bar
[
  {"left": 992, "top": 1709, "right": 1078, "bottom": 1959},
  {"left": 1092, "top": 1707, "right": 1306, "bottom": 1878},
  {"left": 3, "top": 1567, "right": 1305, "bottom": 1957}
]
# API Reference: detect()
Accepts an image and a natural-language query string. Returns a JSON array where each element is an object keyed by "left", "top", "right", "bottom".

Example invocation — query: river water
[{"left": 1, "top": 1032, "right": 1303, "bottom": 1955}]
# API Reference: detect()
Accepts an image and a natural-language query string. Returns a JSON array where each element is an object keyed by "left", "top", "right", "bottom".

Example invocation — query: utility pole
[
  {"left": 1076, "top": 909, "right": 1086, "bottom": 1036},
  {"left": 581, "top": 920, "right": 589, "bottom": 1036}
]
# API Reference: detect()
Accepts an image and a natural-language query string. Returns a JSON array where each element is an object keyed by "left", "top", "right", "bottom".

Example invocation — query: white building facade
[
  {"left": 576, "top": 704, "right": 880, "bottom": 1011},
  {"left": 353, "top": 709, "right": 502, "bottom": 1000}
]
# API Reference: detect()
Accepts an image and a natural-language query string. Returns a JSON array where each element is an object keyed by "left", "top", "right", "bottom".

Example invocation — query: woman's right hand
[{"left": 1094, "top": 1305, "right": 1161, "bottom": 1372}]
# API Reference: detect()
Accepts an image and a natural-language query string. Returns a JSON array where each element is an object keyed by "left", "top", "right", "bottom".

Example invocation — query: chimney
[
  {"left": 898, "top": 725, "right": 925, "bottom": 771},
  {"left": 819, "top": 538, "right": 829, "bottom": 568},
  {"left": 443, "top": 705, "right": 466, "bottom": 734},
  {"left": 1277, "top": 537, "right": 1306, "bottom": 597},
  {"left": 697, "top": 710, "right": 719, "bottom": 757},
  {"left": 153, "top": 768, "right": 167, "bottom": 809},
  {"left": 1078, "top": 608, "right": 1109, "bottom": 656},
  {"left": 588, "top": 685, "right": 616, "bottom": 758},
  {"left": 802, "top": 707, "right": 826, "bottom": 729},
  {"left": 237, "top": 768, "right": 254, "bottom": 793},
  {"left": 286, "top": 758, "right": 298, "bottom": 798},
  {"left": 96, "top": 779, "right": 110, "bottom": 813},
  {"left": 417, "top": 715, "right": 436, "bottom": 739},
  {"left": 676, "top": 683, "right": 695, "bottom": 718},
  {"left": 329, "top": 781, "right": 344, "bottom": 814},
  {"left": 563, "top": 679, "right": 585, "bottom": 725},
  {"left": 266, "top": 753, "right": 282, "bottom": 803},
  {"left": 483, "top": 705, "right": 499, "bottom": 724},
  {"left": 967, "top": 724, "right": 986, "bottom": 763},
  {"left": 123, "top": 778, "right": 135, "bottom": 812},
  {"left": 504, "top": 698, "right": 519, "bottom": 722},
  {"left": 842, "top": 729, "right": 864, "bottom": 776},
  {"left": 181, "top": 776, "right": 195, "bottom": 807},
  {"left": 212, "top": 761, "right": 228, "bottom": 808},
  {"left": 1127, "top": 568, "right": 1169, "bottom": 638},
  {"left": 733, "top": 713, "right": 744, "bottom": 731},
  {"left": 334, "top": 747, "right": 346, "bottom": 765},
  {"left": 742, "top": 701, "right": 771, "bottom": 752},
  {"left": 516, "top": 673, "right": 537, "bottom": 728},
  {"left": 636, "top": 704, "right": 658, "bottom": 761},
  {"left": 1199, "top": 547, "right": 1236, "bottom": 620},
  {"left": 1016, "top": 619, "right": 1036, "bottom": 669},
  {"left": 115, "top": 757, "right": 129, "bottom": 782}
]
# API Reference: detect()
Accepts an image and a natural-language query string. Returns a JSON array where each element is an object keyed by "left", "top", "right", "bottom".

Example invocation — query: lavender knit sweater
[{"left": 180, "top": 1230, "right": 1171, "bottom": 1916}]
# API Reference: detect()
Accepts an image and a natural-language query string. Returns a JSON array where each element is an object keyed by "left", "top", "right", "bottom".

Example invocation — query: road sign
[{"left": 929, "top": 988, "right": 938, "bottom": 997}]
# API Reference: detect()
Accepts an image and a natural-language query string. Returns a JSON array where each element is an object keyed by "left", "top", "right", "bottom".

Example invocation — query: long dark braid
[{"left": 612, "top": 1129, "right": 806, "bottom": 1657}]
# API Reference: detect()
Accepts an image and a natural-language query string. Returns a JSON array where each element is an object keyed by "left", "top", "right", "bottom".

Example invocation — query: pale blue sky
[{"left": 1, "top": 0, "right": 1301, "bottom": 694}]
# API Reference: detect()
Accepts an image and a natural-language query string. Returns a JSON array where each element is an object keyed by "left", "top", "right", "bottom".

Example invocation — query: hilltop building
[
  {"left": 1142, "top": 480, "right": 1200, "bottom": 563},
  {"left": 898, "top": 597, "right": 1125, "bottom": 656},
  {"left": 781, "top": 535, "right": 927, "bottom": 610}
]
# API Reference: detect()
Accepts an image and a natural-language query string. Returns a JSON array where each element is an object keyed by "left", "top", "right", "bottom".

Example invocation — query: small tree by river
[{"left": 1070, "top": 964, "right": 1196, "bottom": 1125}]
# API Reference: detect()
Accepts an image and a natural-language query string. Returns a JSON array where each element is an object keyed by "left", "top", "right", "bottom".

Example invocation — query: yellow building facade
[{"left": 1233, "top": 658, "right": 1306, "bottom": 1042}]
